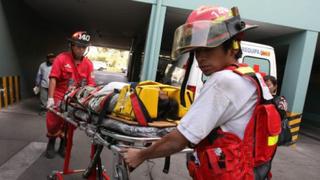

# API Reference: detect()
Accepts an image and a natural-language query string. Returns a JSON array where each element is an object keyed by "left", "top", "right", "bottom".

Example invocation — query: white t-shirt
[{"left": 177, "top": 70, "right": 257, "bottom": 145}]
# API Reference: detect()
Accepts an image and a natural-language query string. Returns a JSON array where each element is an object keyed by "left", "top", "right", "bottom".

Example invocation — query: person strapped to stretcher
[
  {"left": 61, "top": 81, "right": 193, "bottom": 132},
  {"left": 47, "top": 80, "right": 194, "bottom": 180}
]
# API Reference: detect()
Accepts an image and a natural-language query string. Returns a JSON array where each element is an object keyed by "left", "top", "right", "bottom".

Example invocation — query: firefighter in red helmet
[
  {"left": 45, "top": 31, "right": 96, "bottom": 159},
  {"left": 123, "top": 6, "right": 280, "bottom": 180}
]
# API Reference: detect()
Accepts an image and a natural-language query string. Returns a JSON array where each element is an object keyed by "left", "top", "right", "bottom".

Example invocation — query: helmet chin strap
[
  {"left": 83, "top": 46, "right": 90, "bottom": 57},
  {"left": 180, "top": 51, "right": 194, "bottom": 107}
]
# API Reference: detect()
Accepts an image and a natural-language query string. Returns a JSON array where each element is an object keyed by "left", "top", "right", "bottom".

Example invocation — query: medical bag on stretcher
[
  {"left": 112, "top": 81, "right": 194, "bottom": 127},
  {"left": 63, "top": 81, "right": 194, "bottom": 128}
]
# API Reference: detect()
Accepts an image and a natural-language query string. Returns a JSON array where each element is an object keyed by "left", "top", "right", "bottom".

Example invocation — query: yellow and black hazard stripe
[
  {"left": 0, "top": 76, "right": 20, "bottom": 109},
  {"left": 287, "top": 112, "right": 302, "bottom": 143}
]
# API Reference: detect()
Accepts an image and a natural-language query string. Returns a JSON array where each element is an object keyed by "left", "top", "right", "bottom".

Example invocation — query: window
[
  {"left": 242, "top": 56, "right": 270, "bottom": 75},
  {"left": 87, "top": 46, "right": 129, "bottom": 74}
]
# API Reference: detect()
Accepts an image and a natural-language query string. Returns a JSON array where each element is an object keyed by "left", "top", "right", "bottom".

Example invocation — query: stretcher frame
[
  {"left": 47, "top": 108, "right": 193, "bottom": 180},
  {"left": 47, "top": 109, "right": 110, "bottom": 180}
]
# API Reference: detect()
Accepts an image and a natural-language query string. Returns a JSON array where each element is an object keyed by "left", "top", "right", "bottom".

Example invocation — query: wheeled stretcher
[
  {"left": 49, "top": 81, "right": 193, "bottom": 180},
  {"left": 63, "top": 101, "right": 177, "bottom": 138},
  {"left": 47, "top": 83, "right": 193, "bottom": 180}
]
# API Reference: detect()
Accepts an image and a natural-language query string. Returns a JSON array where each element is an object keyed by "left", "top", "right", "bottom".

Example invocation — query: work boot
[
  {"left": 45, "top": 138, "right": 56, "bottom": 159},
  {"left": 58, "top": 137, "right": 66, "bottom": 158}
]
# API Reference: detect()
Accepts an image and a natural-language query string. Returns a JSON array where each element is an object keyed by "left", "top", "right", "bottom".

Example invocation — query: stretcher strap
[
  {"left": 70, "top": 96, "right": 94, "bottom": 123},
  {"left": 64, "top": 87, "right": 82, "bottom": 111},
  {"left": 130, "top": 92, "right": 151, "bottom": 126},
  {"left": 79, "top": 86, "right": 103, "bottom": 104},
  {"left": 97, "top": 93, "right": 115, "bottom": 126},
  {"left": 180, "top": 52, "right": 194, "bottom": 107},
  {"left": 163, "top": 156, "right": 171, "bottom": 174}
]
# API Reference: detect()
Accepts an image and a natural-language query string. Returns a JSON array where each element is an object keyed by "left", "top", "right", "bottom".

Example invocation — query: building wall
[
  {"left": 0, "top": 0, "right": 67, "bottom": 98},
  {"left": 303, "top": 36, "right": 320, "bottom": 126},
  {"left": 0, "top": 1, "right": 20, "bottom": 77}
]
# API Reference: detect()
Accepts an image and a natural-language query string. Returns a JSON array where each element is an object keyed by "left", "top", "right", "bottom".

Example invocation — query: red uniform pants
[{"left": 46, "top": 97, "right": 65, "bottom": 137}]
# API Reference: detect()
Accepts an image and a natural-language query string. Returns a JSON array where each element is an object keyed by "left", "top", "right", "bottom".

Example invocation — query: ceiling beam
[
  {"left": 161, "top": 0, "right": 320, "bottom": 32},
  {"left": 131, "top": 0, "right": 156, "bottom": 5}
]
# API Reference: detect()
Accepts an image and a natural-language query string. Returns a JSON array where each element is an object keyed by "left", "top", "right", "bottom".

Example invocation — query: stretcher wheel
[
  {"left": 47, "top": 174, "right": 57, "bottom": 180},
  {"left": 115, "top": 165, "right": 128, "bottom": 180},
  {"left": 186, "top": 152, "right": 194, "bottom": 166}
]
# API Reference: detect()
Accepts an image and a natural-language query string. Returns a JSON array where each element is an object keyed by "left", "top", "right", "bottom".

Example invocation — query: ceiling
[
  {"left": 24, "top": 0, "right": 152, "bottom": 49},
  {"left": 24, "top": 0, "right": 302, "bottom": 52}
]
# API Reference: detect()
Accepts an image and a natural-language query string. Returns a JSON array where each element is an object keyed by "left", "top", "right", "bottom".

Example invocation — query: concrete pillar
[
  {"left": 140, "top": 0, "right": 167, "bottom": 81},
  {"left": 128, "top": 36, "right": 145, "bottom": 82},
  {"left": 281, "top": 30, "right": 318, "bottom": 113}
]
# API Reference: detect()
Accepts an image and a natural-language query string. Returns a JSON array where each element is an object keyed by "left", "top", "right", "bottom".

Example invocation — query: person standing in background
[
  {"left": 264, "top": 75, "right": 292, "bottom": 146},
  {"left": 34, "top": 53, "right": 56, "bottom": 114},
  {"left": 264, "top": 75, "right": 288, "bottom": 111}
]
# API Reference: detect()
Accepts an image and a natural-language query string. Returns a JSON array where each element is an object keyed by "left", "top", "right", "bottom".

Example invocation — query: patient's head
[{"left": 157, "top": 91, "right": 179, "bottom": 120}]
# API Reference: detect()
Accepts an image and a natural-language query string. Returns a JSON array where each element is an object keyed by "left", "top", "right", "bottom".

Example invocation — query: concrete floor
[{"left": 0, "top": 97, "right": 319, "bottom": 180}]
